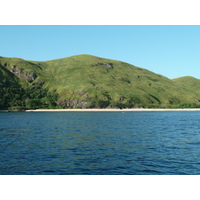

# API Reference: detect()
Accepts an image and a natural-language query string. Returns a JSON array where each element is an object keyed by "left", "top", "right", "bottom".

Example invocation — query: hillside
[
  {"left": 1, "top": 54, "right": 200, "bottom": 109},
  {"left": 173, "top": 76, "right": 200, "bottom": 97}
]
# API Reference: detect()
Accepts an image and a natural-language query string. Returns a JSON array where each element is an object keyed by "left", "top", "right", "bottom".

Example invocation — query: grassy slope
[
  {"left": 0, "top": 64, "right": 19, "bottom": 86},
  {"left": 41, "top": 54, "right": 198, "bottom": 106},
  {"left": 0, "top": 56, "right": 43, "bottom": 87},
  {"left": 1, "top": 54, "right": 200, "bottom": 108},
  {"left": 173, "top": 76, "right": 200, "bottom": 98}
]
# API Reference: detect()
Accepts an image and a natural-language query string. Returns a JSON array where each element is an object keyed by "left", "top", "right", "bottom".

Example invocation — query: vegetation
[
  {"left": 1, "top": 54, "right": 200, "bottom": 110},
  {"left": 0, "top": 85, "right": 58, "bottom": 110}
]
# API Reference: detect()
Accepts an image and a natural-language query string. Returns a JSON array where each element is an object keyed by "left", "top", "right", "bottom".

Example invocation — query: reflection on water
[{"left": 1, "top": 111, "right": 200, "bottom": 174}]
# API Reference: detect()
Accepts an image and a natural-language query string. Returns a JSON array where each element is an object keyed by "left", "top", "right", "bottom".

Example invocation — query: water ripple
[{"left": 1, "top": 111, "right": 200, "bottom": 174}]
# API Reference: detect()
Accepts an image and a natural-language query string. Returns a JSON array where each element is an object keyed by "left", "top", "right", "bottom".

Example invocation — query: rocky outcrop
[
  {"left": 92, "top": 62, "right": 113, "bottom": 69},
  {"left": 58, "top": 99, "right": 88, "bottom": 108},
  {"left": 9, "top": 65, "right": 37, "bottom": 82},
  {"left": 24, "top": 72, "right": 37, "bottom": 82},
  {"left": 10, "top": 65, "right": 22, "bottom": 77},
  {"left": 57, "top": 90, "right": 89, "bottom": 108}
]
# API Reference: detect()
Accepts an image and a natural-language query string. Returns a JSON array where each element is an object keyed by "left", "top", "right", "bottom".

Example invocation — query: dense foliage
[{"left": 0, "top": 85, "right": 58, "bottom": 110}]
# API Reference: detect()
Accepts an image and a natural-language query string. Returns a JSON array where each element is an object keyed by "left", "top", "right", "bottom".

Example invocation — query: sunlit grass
[{"left": 1, "top": 54, "right": 200, "bottom": 108}]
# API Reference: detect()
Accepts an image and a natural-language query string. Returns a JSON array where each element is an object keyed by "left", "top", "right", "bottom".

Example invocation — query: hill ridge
[{"left": 1, "top": 54, "right": 200, "bottom": 109}]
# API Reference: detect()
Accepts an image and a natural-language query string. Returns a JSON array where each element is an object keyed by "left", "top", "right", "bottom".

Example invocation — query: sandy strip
[{"left": 25, "top": 108, "right": 200, "bottom": 112}]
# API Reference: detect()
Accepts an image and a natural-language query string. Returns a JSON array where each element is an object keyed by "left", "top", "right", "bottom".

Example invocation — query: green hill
[
  {"left": 172, "top": 76, "right": 200, "bottom": 107},
  {"left": 1, "top": 54, "right": 200, "bottom": 109},
  {"left": 173, "top": 76, "right": 200, "bottom": 96}
]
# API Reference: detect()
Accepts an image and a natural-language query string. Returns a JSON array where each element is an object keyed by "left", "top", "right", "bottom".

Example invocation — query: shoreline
[
  {"left": 24, "top": 108, "right": 200, "bottom": 112},
  {"left": 2, "top": 108, "right": 200, "bottom": 112}
]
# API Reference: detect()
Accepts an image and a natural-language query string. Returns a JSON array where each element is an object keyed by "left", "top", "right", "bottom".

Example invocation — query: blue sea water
[{"left": 1, "top": 111, "right": 200, "bottom": 175}]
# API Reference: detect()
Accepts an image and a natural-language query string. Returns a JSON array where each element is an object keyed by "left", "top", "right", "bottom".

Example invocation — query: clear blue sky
[{"left": 1, "top": 25, "right": 200, "bottom": 79}]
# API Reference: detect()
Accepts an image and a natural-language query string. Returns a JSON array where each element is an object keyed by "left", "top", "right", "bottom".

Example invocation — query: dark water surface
[{"left": 1, "top": 111, "right": 200, "bottom": 175}]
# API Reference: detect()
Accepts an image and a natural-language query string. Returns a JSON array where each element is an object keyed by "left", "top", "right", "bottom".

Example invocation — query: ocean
[{"left": 1, "top": 111, "right": 200, "bottom": 175}]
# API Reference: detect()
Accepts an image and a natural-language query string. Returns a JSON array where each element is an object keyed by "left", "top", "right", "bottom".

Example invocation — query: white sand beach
[{"left": 25, "top": 108, "right": 200, "bottom": 112}]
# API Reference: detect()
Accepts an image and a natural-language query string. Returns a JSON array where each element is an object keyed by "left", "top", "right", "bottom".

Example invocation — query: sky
[{"left": 1, "top": 25, "right": 200, "bottom": 79}]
